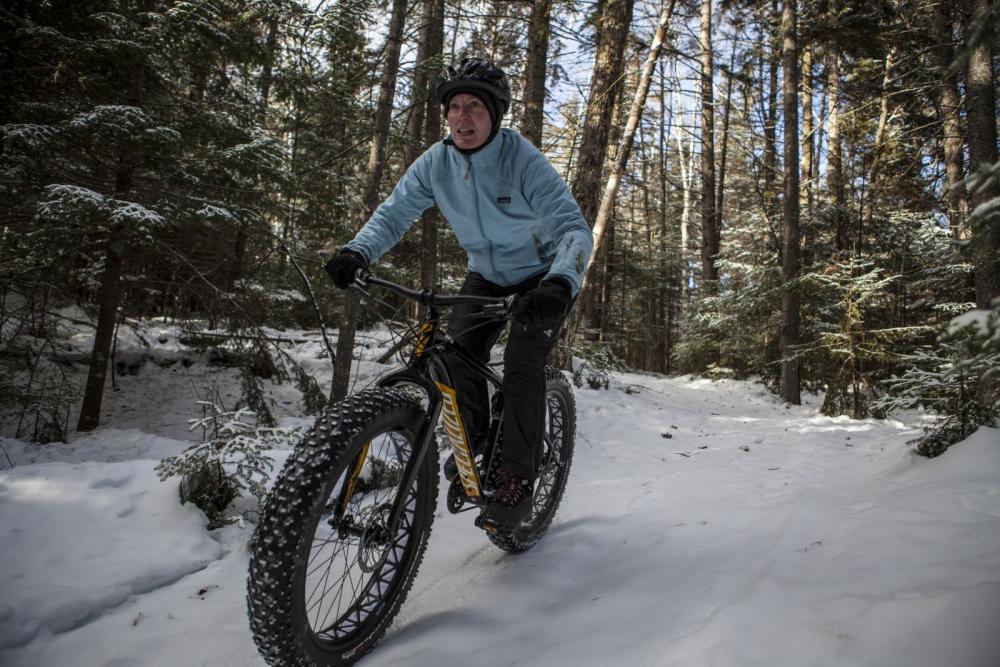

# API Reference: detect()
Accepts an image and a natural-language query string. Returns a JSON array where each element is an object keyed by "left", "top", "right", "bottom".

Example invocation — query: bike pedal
[{"left": 474, "top": 514, "right": 499, "bottom": 534}]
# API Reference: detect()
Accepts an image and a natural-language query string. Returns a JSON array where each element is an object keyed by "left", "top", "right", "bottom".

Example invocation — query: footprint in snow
[{"left": 90, "top": 475, "right": 132, "bottom": 489}]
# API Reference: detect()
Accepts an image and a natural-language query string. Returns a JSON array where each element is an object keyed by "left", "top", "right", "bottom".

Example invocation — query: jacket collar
[{"left": 444, "top": 129, "right": 505, "bottom": 165}]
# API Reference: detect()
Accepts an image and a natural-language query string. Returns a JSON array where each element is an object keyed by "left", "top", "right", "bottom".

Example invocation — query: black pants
[{"left": 444, "top": 271, "right": 565, "bottom": 481}]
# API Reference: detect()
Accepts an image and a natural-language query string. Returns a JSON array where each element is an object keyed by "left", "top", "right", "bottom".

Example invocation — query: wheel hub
[{"left": 357, "top": 503, "right": 393, "bottom": 572}]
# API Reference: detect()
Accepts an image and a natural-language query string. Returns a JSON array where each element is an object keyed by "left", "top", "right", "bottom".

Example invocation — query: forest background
[{"left": 1, "top": 0, "right": 998, "bottom": 459}]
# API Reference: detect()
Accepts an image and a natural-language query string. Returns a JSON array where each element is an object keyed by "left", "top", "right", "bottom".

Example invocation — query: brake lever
[
  {"left": 477, "top": 294, "right": 517, "bottom": 319},
  {"left": 347, "top": 268, "right": 371, "bottom": 297}
]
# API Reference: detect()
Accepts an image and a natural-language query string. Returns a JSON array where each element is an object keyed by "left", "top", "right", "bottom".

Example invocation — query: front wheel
[
  {"left": 489, "top": 367, "right": 576, "bottom": 552},
  {"left": 247, "top": 387, "right": 438, "bottom": 666}
]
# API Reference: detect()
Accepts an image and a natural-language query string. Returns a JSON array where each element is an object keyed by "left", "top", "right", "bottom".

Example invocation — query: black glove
[
  {"left": 513, "top": 277, "right": 572, "bottom": 328},
  {"left": 324, "top": 249, "right": 368, "bottom": 289}
]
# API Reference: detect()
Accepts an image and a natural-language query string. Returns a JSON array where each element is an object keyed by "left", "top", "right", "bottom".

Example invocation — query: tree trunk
[
  {"left": 584, "top": 61, "right": 631, "bottom": 334},
  {"left": 716, "top": 37, "right": 736, "bottom": 241},
  {"left": 762, "top": 1, "right": 780, "bottom": 219},
  {"left": 964, "top": 0, "right": 1000, "bottom": 307},
  {"left": 780, "top": 0, "right": 801, "bottom": 405},
  {"left": 258, "top": 18, "right": 278, "bottom": 122},
  {"left": 861, "top": 47, "right": 896, "bottom": 231},
  {"left": 555, "top": 0, "right": 634, "bottom": 366},
  {"left": 77, "top": 54, "right": 145, "bottom": 432},
  {"left": 567, "top": 0, "right": 675, "bottom": 363},
  {"left": 361, "top": 0, "right": 407, "bottom": 221},
  {"left": 77, "top": 238, "right": 124, "bottom": 431},
  {"left": 800, "top": 44, "right": 814, "bottom": 217},
  {"left": 403, "top": 0, "right": 433, "bottom": 170},
  {"left": 331, "top": 290, "right": 360, "bottom": 402},
  {"left": 675, "top": 101, "right": 695, "bottom": 303},
  {"left": 576, "top": 0, "right": 676, "bottom": 292},
  {"left": 934, "top": 0, "right": 968, "bottom": 237},
  {"left": 332, "top": 0, "right": 410, "bottom": 403},
  {"left": 658, "top": 60, "right": 674, "bottom": 374},
  {"left": 521, "top": 0, "right": 552, "bottom": 147},
  {"left": 826, "top": 47, "right": 847, "bottom": 251},
  {"left": 419, "top": 0, "right": 445, "bottom": 291},
  {"left": 570, "top": 0, "right": 635, "bottom": 226},
  {"left": 699, "top": 0, "right": 718, "bottom": 296}
]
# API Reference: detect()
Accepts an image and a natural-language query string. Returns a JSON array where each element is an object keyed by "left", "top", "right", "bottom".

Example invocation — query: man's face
[{"left": 446, "top": 92, "right": 492, "bottom": 150}]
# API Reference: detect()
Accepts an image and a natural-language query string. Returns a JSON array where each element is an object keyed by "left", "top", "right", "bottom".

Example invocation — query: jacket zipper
[{"left": 466, "top": 157, "right": 501, "bottom": 280}]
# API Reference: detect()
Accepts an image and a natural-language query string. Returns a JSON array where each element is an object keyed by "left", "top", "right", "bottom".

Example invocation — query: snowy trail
[{"left": 2, "top": 373, "right": 999, "bottom": 666}]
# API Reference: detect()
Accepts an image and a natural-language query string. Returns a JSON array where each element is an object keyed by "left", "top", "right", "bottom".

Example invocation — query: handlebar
[{"left": 350, "top": 272, "right": 516, "bottom": 318}]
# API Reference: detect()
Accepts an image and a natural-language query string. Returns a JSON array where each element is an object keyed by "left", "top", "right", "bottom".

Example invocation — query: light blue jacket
[{"left": 345, "top": 129, "right": 593, "bottom": 294}]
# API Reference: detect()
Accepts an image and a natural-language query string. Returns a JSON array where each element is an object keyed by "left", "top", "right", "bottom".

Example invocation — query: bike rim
[
  {"left": 301, "top": 429, "right": 420, "bottom": 644},
  {"left": 523, "top": 387, "right": 567, "bottom": 528}
]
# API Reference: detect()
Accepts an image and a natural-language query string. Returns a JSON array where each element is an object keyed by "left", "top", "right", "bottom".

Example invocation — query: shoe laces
[{"left": 493, "top": 467, "right": 531, "bottom": 507}]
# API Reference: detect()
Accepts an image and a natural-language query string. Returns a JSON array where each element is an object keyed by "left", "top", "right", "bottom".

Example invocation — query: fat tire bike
[{"left": 247, "top": 273, "right": 577, "bottom": 666}]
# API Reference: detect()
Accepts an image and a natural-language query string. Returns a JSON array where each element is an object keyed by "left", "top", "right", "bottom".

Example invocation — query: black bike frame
[{"left": 351, "top": 275, "right": 511, "bottom": 537}]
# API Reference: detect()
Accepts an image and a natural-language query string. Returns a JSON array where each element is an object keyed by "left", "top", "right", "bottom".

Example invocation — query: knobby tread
[
  {"left": 488, "top": 367, "right": 577, "bottom": 553},
  {"left": 247, "top": 387, "right": 437, "bottom": 666}
]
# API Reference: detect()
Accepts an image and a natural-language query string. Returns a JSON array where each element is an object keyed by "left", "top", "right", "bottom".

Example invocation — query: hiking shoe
[{"left": 486, "top": 466, "right": 533, "bottom": 525}]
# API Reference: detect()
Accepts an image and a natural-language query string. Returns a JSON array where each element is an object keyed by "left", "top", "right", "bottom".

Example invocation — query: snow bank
[{"left": 0, "top": 459, "right": 222, "bottom": 650}]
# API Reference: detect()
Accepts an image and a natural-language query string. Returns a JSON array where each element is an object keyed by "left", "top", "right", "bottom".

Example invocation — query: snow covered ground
[{"left": 2, "top": 326, "right": 999, "bottom": 666}]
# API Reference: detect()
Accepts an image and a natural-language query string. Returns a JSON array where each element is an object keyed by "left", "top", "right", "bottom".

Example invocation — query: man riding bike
[{"left": 325, "top": 57, "right": 592, "bottom": 526}]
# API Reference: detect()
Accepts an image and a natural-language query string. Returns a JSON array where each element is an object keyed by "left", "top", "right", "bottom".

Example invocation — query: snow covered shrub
[
  {"left": 880, "top": 158, "right": 1000, "bottom": 456},
  {"left": 807, "top": 256, "right": 897, "bottom": 419},
  {"left": 801, "top": 213, "right": 966, "bottom": 418},
  {"left": 354, "top": 457, "right": 403, "bottom": 494},
  {"left": 156, "top": 403, "right": 299, "bottom": 525},
  {"left": 0, "top": 297, "right": 78, "bottom": 443},
  {"left": 239, "top": 367, "right": 276, "bottom": 427},
  {"left": 231, "top": 280, "right": 313, "bottom": 329},
  {"left": 878, "top": 302, "right": 1000, "bottom": 457},
  {"left": 572, "top": 343, "right": 623, "bottom": 390},
  {"left": 0, "top": 352, "right": 76, "bottom": 443}
]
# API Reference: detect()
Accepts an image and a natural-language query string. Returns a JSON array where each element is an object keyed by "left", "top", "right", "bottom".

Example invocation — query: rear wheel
[
  {"left": 247, "top": 387, "right": 437, "bottom": 666},
  {"left": 488, "top": 367, "right": 576, "bottom": 552}
]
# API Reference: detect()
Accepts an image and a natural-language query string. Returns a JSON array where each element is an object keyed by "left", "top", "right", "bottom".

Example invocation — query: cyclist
[{"left": 326, "top": 57, "right": 592, "bottom": 525}]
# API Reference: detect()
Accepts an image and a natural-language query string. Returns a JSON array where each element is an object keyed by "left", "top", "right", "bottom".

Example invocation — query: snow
[
  {"left": 950, "top": 307, "right": 998, "bottom": 341},
  {"left": 0, "top": 459, "right": 222, "bottom": 650},
  {"left": 39, "top": 184, "right": 107, "bottom": 213},
  {"left": 196, "top": 204, "right": 238, "bottom": 222},
  {"left": 1, "top": 326, "right": 999, "bottom": 666},
  {"left": 109, "top": 201, "right": 165, "bottom": 229},
  {"left": 970, "top": 195, "right": 1000, "bottom": 222},
  {"left": 68, "top": 105, "right": 150, "bottom": 132}
]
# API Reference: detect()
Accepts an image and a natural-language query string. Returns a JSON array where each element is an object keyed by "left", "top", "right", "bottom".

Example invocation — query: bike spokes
[{"left": 306, "top": 430, "right": 418, "bottom": 642}]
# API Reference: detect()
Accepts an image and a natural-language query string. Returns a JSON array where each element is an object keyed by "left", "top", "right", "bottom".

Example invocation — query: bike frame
[{"left": 347, "top": 275, "right": 513, "bottom": 537}]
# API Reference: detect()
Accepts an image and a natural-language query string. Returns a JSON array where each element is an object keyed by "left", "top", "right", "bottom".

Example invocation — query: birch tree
[
  {"left": 580, "top": 0, "right": 678, "bottom": 293},
  {"left": 571, "top": 0, "right": 636, "bottom": 225}
]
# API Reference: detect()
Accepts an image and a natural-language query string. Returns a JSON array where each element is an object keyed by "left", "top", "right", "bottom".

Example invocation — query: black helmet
[{"left": 435, "top": 58, "right": 511, "bottom": 116}]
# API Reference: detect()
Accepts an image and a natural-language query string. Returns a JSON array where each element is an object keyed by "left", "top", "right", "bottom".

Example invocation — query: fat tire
[
  {"left": 488, "top": 367, "right": 576, "bottom": 552},
  {"left": 247, "top": 387, "right": 437, "bottom": 666}
]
